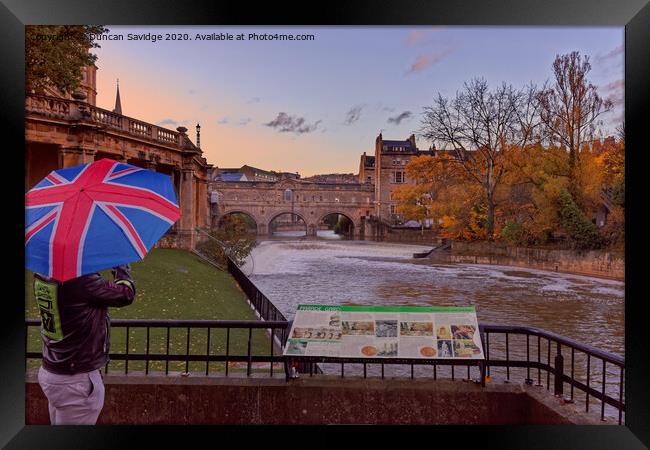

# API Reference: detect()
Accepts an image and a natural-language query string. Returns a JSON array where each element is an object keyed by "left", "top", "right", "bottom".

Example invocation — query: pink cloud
[
  {"left": 600, "top": 79, "right": 624, "bottom": 107},
  {"left": 406, "top": 49, "right": 452, "bottom": 75},
  {"left": 596, "top": 45, "right": 623, "bottom": 64},
  {"left": 404, "top": 28, "right": 445, "bottom": 46},
  {"left": 603, "top": 79, "right": 624, "bottom": 92}
]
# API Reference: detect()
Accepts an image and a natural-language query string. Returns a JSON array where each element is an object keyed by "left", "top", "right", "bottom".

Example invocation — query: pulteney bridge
[{"left": 209, "top": 178, "right": 375, "bottom": 237}]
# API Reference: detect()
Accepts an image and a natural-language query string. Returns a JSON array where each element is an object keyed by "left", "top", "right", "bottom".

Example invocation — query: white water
[{"left": 243, "top": 239, "right": 624, "bottom": 356}]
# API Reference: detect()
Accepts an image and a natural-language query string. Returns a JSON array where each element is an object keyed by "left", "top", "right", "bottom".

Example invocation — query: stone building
[
  {"left": 360, "top": 133, "right": 434, "bottom": 224},
  {"left": 25, "top": 66, "right": 212, "bottom": 249}
]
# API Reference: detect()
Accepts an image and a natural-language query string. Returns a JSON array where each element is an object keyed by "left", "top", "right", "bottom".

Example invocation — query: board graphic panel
[{"left": 283, "top": 305, "right": 484, "bottom": 360}]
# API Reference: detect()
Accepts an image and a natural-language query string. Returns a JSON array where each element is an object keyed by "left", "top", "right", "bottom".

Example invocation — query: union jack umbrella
[{"left": 25, "top": 158, "right": 181, "bottom": 282}]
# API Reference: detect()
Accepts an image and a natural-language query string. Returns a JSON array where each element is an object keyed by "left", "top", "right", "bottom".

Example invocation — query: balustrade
[
  {"left": 27, "top": 93, "right": 182, "bottom": 148},
  {"left": 25, "top": 95, "right": 71, "bottom": 119}
]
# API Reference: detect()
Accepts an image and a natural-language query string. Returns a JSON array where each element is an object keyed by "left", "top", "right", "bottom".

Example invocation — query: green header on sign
[{"left": 297, "top": 304, "right": 475, "bottom": 313}]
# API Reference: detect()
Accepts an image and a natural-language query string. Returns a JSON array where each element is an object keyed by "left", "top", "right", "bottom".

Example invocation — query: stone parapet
[{"left": 25, "top": 371, "right": 606, "bottom": 425}]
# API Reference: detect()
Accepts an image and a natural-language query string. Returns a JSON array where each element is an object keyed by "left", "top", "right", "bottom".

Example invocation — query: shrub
[
  {"left": 500, "top": 221, "right": 526, "bottom": 245},
  {"left": 196, "top": 215, "right": 256, "bottom": 267},
  {"left": 557, "top": 189, "right": 605, "bottom": 250}
]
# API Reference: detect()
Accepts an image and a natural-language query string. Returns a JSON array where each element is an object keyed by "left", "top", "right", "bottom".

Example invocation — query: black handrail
[
  {"left": 26, "top": 317, "right": 625, "bottom": 423},
  {"left": 26, "top": 318, "right": 289, "bottom": 378},
  {"left": 479, "top": 324, "right": 624, "bottom": 366},
  {"left": 227, "top": 258, "right": 288, "bottom": 324}
]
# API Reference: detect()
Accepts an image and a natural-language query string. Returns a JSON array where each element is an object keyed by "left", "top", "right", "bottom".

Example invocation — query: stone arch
[
  {"left": 317, "top": 211, "right": 357, "bottom": 226},
  {"left": 267, "top": 211, "right": 309, "bottom": 236},
  {"left": 216, "top": 210, "right": 260, "bottom": 233},
  {"left": 317, "top": 211, "right": 357, "bottom": 237}
]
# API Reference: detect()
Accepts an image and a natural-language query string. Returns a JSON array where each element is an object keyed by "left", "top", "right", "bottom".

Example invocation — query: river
[{"left": 243, "top": 237, "right": 624, "bottom": 357}]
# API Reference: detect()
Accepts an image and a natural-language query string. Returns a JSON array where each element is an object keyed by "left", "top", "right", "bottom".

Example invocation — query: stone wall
[
  {"left": 447, "top": 241, "right": 624, "bottom": 280},
  {"left": 25, "top": 372, "right": 604, "bottom": 425},
  {"left": 374, "top": 228, "right": 441, "bottom": 245}
]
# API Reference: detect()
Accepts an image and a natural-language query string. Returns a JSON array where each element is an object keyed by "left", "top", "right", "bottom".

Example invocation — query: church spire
[{"left": 113, "top": 79, "right": 122, "bottom": 115}]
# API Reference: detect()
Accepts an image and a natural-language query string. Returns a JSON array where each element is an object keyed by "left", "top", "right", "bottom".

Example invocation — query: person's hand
[{"left": 111, "top": 264, "right": 132, "bottom": 278}]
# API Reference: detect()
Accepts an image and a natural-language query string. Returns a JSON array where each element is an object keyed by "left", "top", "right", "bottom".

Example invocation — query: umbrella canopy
[{"left": 25, "top": 158, "right": 181, "bottom": 282}]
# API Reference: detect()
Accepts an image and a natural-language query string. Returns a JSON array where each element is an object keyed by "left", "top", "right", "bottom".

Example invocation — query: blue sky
[{"left": 93, "top": 26, "right": 623, "bottom": 176}]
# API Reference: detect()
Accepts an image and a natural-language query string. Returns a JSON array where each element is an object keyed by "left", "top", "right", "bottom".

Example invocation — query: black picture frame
[{"left": 1, "top": 0, "right": 648, "bottom": 448}]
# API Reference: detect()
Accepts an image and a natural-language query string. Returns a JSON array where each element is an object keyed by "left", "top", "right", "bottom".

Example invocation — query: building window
[
  {"left": 284, "top": 189, "right": 293, "bottom": 201},
  {"left": 394, "top": 171, "right": 405, "bottom": 183},
  {"left": 390, "top": 205, "right": 397, "bottom": 214},
  {"left": 366, "top": 176, "right": 371, "bottom": 183}
]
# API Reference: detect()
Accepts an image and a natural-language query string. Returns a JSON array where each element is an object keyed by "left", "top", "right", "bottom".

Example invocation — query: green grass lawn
[{"left": 26, "top": 248, "right": 278, "bottom": 374}]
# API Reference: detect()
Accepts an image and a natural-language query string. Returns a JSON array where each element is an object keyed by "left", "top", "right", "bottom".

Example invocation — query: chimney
[
  {"left": 196, "top": 123, "right": 201, "bottom": 148},
  {"left": 409, "top": 134, "right": 416, "bottom": 149}
]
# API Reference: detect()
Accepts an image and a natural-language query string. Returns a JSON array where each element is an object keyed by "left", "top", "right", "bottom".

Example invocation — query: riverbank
[{"left": 426, "top": 241, "right": 624, "bottom": 281}]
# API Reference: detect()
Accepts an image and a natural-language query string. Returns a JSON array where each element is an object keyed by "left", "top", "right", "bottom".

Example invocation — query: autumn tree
[
  {"left": 195, "top": 215, "right": 256, "bottom": 268},
  {"left": 500, "top": 144, "right": 571, "bottom": 244},
  {"left": 419, "top": 79, "right": 541, "bottom": 240},
  {"left": 536, "top": 51, "right": 613, "bottom": 191},
  {"left": 394, "top": 153, "right": 458, "bottom": 232},
  {"left": 26, "top": 25, "right": 108, "bottom": 95},
  {"left": 393, "top": 185, "right": 429, "bottom": 234}
]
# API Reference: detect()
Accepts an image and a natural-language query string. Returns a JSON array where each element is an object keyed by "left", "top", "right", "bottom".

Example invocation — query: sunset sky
[{"left": 93, "top": 26, "right": 623, "bottom": 177}]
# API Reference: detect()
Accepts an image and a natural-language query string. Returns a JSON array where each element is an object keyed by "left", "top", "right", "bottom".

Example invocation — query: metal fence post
[{"left": 554, "top": 342, "right": 564, "bottom": 397}]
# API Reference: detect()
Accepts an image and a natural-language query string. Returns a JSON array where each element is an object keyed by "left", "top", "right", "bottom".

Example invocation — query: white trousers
[{"left": 37, "top": 365, "right": 105, "bottom": 425}]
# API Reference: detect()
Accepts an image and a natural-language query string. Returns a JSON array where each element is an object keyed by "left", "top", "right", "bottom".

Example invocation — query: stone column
[
  {"left": 178, "top": 168, "right": 195, "bottom": 249},
  {"left": 354, "top": 220, "right": 364, "bottom": 240},
  {"left": 81, "top": 148, "right": 97, "bottom": 164},
  {"left": 59, "top": 147, "right": 96, "bottom": 167},
  {"left": 196, "top": 180, "right": 209, "bottom": 229},
  {"left": 257, "top": 223, "right": 268, "bottom": 236},
  {"left": 58, "top": 147, "right": 83, "bottom": 168}
]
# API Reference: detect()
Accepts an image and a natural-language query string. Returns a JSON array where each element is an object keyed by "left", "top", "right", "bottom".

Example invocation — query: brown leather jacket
[{"left": 34, "top": 265, "right": 135, "bottom": 375}]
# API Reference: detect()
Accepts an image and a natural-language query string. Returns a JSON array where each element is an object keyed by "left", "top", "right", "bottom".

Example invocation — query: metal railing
[
  {"left": 285, "top": 323, "right": 625, "bottom": 424},
  {"left": 227, "top": 258, "right": 288, "bottom": 324},
  {"left": 481, "top": 324, "right": 625, "bottom": 424},
  {"left": 26, "top": 318, "right": 625, "bottom": 423},
  {"left": 26, "top": 318, "right": 289, "bottom": 378}
]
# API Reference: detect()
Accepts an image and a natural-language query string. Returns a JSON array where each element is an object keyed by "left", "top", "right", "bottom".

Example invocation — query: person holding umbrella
[
  {"left": 26, "top": 159, "right": 181, "bottom": 425},
  {"left": 33, "top": 264, "right": 136, "bottom": 425}
]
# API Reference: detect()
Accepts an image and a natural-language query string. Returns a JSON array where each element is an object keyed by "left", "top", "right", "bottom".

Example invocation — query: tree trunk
[{"left": 486, "top": 194, "right": 495, "bottom": 241}]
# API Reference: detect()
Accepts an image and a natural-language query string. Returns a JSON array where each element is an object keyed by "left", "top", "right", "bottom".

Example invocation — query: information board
[{"left": 283, "top": 305, "right": 485, "bottom": 360}]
